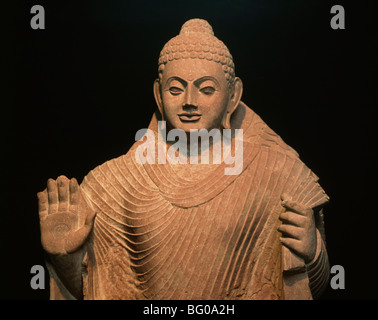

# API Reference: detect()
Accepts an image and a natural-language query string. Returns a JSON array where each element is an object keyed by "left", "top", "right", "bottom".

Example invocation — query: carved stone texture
[{"left": 37, "top": 19, "right": 330, "bottom": 300}]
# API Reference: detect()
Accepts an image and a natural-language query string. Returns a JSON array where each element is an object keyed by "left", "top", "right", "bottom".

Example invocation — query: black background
[{"left": 3, "top": 0, "right": 377, "bottom": 300}]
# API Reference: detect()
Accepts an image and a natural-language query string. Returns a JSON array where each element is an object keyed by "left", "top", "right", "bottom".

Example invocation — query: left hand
[{"left": 278, "top": 193, "right": 317, "bottom": 263}]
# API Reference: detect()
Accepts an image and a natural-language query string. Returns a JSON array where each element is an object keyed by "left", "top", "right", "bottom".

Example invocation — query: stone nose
[
  {"left": 182, "top": 104, "right": 198, "bottom": 113},
  {"left": 183, "top": 84, "right": 198, "bottom": 109}
]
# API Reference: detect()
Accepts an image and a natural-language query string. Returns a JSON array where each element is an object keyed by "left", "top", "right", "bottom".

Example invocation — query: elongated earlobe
[
  {"left": 153, "top": 79, "right": 164, "bottom": 117},
  {"left": 153, "top": 78, "right": 166, "bottom": 130},
  {"left": 222, "top": 112, "right": 231, "bottom": 130},
  {"left": 222, "top": 77, "right": 243, "bottom": 129},
  {"left": 231, "top": 77, "right": 243, "bottom": 111}
]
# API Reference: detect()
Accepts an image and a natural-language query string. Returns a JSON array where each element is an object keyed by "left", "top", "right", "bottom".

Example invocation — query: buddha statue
[{"left": 37, "top": 19, "right": 330, "bottom": 300}]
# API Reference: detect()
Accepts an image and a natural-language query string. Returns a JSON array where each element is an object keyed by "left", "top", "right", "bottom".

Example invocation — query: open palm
[{"left": 37, "top": 175, "right": 96, "bottom": 255}]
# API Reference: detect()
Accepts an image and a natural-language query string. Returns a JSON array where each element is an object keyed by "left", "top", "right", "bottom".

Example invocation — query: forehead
[{"left": 162, "top": 59, "right": 226, "bottom": 83}]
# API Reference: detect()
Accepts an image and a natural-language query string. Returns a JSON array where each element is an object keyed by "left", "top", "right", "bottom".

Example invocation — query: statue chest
[
  {"left": 84, "top": 148, "right": 300, "bottom": 299},
  {"left": 118, "top": 162, "right": 283, "bottom": 299}
]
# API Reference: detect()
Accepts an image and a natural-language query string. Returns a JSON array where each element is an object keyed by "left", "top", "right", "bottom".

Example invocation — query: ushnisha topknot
[{"left": 158, "top": 19, "right": 235, "bottom": 87}]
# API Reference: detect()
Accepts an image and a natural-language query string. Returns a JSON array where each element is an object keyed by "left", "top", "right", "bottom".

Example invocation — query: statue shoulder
[
  {"left": 243, "top": 106, "right": 330, "bottom": 208},
  {"left": 80, "top": 152, "right": 132, "bottom": 189},
  {"left": 80, "top": 140, "right": 146, "bottom": 190},
  {"left": 242, "top": 104, "right": 300, "bottom": 159},
  {"left": 258, "top": 121, "right": 300, "bottom": 158}
]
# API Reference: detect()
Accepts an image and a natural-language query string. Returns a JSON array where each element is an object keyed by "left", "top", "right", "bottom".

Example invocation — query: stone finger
[
  {"left": 279, "top": 210, "right": 306, "bottom": 227},
  {"left": 277, "top": 224, "right": 302, "bottom": 240},
  {"left": 69, "top": 178, "right": 79, "bottom": 214},
  {"left": 280, "top": 237, "right": 302, "bottom": 255},
  {"left": 57, "top": 175, "right": 69, "bottom": 212},
  {"left": 281, "top": 199, "right": 311, "bottom": 216},
  {"left": 37, "top": 189, "right": 48, "bottom": 220},
  {"left": 47, "top": 178, "right": 58, "bottom": 214}
]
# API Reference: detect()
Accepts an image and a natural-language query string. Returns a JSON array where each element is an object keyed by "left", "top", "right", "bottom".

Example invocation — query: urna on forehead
[{"left": 158, "top": 19, "right": 236, "bottom": 87}]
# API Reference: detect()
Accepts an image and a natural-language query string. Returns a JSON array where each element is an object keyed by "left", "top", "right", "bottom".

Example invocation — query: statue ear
[
  {"left": 153, "top": 79, "right": 164, "bottom": 116},
  {"left": 229, "top": 77, "right": 243, "bottom": 114},
  {"left": 223, "top": 77, "right": 243, "bottom": 129}
]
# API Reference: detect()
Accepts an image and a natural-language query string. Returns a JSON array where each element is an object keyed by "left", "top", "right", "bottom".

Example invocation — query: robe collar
[{"left": 138, "top": 101, "right": 260, "bottom": 208}]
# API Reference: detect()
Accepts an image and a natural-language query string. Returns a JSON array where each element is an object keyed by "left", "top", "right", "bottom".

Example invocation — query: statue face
[{"left": 158, "top": 59, "right": 231, "bottom": 132}]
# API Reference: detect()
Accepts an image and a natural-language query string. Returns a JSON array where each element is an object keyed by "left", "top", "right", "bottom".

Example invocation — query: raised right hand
[{"left": 37, "top": 175, "right": 96, "bottom": 255}]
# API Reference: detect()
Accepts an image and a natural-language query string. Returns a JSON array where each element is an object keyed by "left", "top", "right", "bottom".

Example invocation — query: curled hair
[{"left": 158, "top": 19, "right": 235, "bottom": 88}]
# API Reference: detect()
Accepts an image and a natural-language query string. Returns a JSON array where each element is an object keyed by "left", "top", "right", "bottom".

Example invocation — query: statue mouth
[{"left": 178, "top": 113, "right": 202, "bottom": 122}]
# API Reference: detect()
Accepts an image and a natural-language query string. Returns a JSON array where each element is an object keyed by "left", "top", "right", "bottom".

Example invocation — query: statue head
[{"left": 154, "top": 19, "right": 243, "bottom": 133}]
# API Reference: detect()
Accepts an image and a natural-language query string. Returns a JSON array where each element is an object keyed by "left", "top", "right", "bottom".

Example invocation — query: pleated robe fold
[{"left": 57, "top": 102, "right": 329, "bottom": 300}]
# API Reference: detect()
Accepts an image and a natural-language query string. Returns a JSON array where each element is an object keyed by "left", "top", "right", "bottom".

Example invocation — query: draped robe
[{"left": 48, "top": 102, "right": 330, "bottom": 300}]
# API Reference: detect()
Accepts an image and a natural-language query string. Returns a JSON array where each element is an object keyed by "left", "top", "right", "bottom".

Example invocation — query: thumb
[
  {"left": 85, "top": 209, "right": 97, "bottom": 227},
  {"left": 64, "top": 211, "right": 97, "bottom": 254}
]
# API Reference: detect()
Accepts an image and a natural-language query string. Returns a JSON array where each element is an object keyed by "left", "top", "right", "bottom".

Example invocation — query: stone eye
[
  {"left": 169, "top": 87, "right": 183, "bottom": 95},
  {"left": 200, "top": 86, "right": 215, "bottom": 95}
]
